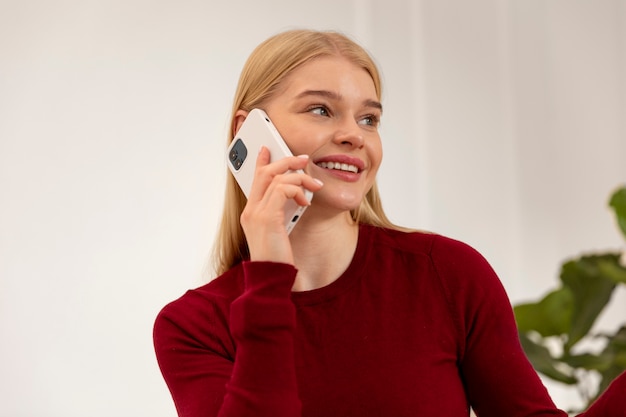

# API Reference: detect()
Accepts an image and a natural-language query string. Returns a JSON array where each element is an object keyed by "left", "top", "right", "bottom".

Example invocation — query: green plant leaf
[
  {"left": 518, "top": 332, "right": 578, "bottom": 384},
  {"left": 560, "top": 256, "right": 616, "bottom": 350},
  {"left": 514, "top": 288, "right": 573, "bottom": 336},
  {"left": 600, "top": 326, "right": 626, "bottom": 366},
  {"left": 609, "top": 186, "right": 626, "bottom": 240},
  {"left": 561, "top": 352, "right": 614, "bottom": 371},
  {"left": 512, "top": 185, "right": 626, "bottom": 407},
  {"left": 596, "top": 255, "right": 626, "bottom": 285},
  {"left": 588, "top": 326, "right": 626, "bottom": 405}
]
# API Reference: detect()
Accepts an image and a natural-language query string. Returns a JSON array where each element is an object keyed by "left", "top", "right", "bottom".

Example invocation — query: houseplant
[{"left": 513, "top": 185, "right": 626, "bottom": 412}]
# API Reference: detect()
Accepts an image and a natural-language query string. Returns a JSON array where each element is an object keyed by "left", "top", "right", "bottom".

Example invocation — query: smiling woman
[
  {"left": 152, "top": 29, "right": 626, "bottom": 417},
  {"left": 214, "top": 29, "right": 396, "bottom": 278}
]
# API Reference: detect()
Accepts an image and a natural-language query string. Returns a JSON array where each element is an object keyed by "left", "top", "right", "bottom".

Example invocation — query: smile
[{"left": 316, "top": 161, "right": 360, "bottom": 173}]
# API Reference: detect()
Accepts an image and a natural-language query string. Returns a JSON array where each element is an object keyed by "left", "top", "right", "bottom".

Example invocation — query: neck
[{"left": 288, "top": 211, "right": 359, "bottom": 292}]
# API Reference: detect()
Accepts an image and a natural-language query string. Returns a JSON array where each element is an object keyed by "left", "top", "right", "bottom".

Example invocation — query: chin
[{"left": 318, "top": 189, "right": 365, "bottom": 212}]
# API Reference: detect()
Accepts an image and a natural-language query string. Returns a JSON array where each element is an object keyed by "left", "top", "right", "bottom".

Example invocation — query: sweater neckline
[{"left": 290, "top": 223, "right": 373, "bottom": 307}]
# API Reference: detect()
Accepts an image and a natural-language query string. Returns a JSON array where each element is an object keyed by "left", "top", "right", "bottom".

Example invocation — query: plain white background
[{"left": 1, "top": 0, "right": 625, "bottom": 415}]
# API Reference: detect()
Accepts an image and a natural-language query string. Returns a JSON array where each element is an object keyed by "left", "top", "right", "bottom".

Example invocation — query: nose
[{"left": 332, "top": 118, "right": 364, "bottom": 149}]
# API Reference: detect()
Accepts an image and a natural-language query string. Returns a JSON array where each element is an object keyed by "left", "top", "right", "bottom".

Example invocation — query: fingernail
[
  {"left": 297, "top": 154, "right": 309, "bottom": 159},
  {"left": 314, "top": 178, "right": 324, "bottom": 186}
]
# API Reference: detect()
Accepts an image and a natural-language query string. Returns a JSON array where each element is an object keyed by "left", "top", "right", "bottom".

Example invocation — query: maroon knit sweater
[{"left": 153, "top": 224, "right": 626, "bottom": 416}]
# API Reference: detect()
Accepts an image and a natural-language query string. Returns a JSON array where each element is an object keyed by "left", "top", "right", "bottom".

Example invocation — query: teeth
[{"left": 317, "top": 161, "right": 359, "bottom": 173}]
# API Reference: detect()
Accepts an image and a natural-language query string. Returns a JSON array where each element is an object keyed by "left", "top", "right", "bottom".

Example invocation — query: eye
[
  {"left": 309, "top": 106, "right": 330, "bottom": 117},
  {"left": 358, "top": 114, "right": 380, "bottom": 127}
]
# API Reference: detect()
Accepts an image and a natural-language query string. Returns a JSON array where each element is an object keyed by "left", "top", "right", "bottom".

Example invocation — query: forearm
[
  {"left": 220, "top": 261, "right": 301, "bottom": 416},
  {"left": 154, "top": 262, "right": 301, "bottom": 417}
]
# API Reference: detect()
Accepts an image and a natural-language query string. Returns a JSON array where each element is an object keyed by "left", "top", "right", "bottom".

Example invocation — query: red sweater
[{"left": 153, "top": 225, "right": 626, "bottom": 416}]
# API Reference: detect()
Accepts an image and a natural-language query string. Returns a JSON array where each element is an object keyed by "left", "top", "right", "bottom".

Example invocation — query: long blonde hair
[{"left": 212, "top": 29, "right": 400, "bottom": 276}]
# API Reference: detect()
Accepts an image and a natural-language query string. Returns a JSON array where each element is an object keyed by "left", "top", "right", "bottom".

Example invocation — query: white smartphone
[{"left": 226, "top": 108, "right": 313, "bottom": 234}]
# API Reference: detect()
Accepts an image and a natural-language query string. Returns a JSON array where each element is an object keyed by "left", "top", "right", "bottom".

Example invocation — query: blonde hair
[{"left": 212, "top": 29, "right": 401, "bottom": 276}]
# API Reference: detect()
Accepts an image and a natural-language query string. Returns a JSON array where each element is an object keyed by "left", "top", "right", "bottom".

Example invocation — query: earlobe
[{"left": 232, "top": 110, "right": 249, "bottom": 137}]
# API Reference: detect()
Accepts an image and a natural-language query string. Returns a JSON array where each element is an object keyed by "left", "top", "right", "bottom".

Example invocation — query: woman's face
[{"left": 262, "top": 56, "right": 383, "bottom": 213}]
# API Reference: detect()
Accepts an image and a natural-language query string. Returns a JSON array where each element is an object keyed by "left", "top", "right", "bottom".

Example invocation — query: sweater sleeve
[
  {"left": 430, "top": 236, "right": 567, "bottom": 417},
  {"left": 431, "top": 236, "right": 626, "bottom": 417},
  {"left": 153, "top": 261, "right": 302, "bottom": 417}
]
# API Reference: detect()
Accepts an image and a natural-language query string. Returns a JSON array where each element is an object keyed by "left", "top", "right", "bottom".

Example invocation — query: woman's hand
[{"left": 240, "top": 147, "right": 323, "bottom": 265}]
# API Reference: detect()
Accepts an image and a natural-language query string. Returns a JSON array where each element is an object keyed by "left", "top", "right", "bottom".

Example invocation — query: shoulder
[
  {"left": 419, "top": 232, "right": 512, "bottom": 331},
  {"left": 362, "top": 224, "right": 483, "bottom": 264},
  {"left": 363, "top": 224, "right": 501, "bottom": 295},
  {"left": 361, "top": 224, "right": 436, "bottom": 256},
  {"left": 154, "top": 265, "right": 245, "bottom": 338}
]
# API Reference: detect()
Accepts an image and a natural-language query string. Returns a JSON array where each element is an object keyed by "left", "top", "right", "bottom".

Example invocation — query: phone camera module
[{"left": 229, "top": 138, "right": 248, "bottom": 171}]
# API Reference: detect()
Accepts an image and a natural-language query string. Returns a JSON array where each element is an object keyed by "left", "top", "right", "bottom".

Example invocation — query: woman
[{"left": 153, "top": 29, "right": 625, "bottom": 417}]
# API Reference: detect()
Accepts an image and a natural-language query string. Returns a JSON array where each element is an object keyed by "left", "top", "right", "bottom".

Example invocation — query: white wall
[{"left": 1, "top": 0, "right": 625, "bottom": 415}]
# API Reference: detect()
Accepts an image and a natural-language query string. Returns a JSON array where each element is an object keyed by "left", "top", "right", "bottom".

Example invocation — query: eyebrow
[{"left": 295, "top": 89, "right": 383, "bottom": 112}]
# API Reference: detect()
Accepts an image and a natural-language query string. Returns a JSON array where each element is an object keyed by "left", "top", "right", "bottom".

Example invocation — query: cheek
[
  {"left": 279, "top": 130, "right": 306, "bottom": 155},
  {"left": 266, "top": 117, "right": 312, "bottom": 155},
  {"left": 369, "top": 139, "right": 383, "bottom": 173},
  {"left": 285, "top": 131, "right": 327, "bottom": 155}
]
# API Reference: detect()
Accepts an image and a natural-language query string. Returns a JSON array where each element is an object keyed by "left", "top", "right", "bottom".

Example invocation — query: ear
[{"left": 232, "top": 109, "right": 249, "bottom": 137}]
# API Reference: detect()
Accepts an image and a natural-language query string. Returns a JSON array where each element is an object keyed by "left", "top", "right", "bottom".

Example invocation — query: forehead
[{"left": 277, "top": 56, "right": 378, "bottom": 101}]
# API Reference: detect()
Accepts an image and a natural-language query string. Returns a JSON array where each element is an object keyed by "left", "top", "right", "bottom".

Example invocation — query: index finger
[{"left": 247, "top": 147, "right": 309, "bottom": 200}]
